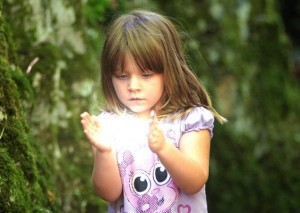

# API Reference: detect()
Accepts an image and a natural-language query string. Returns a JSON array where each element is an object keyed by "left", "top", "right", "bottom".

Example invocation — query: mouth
[
  {"left": 157, "top": 197, "right": 164, "bottom": 206},
  {"left": 129, "top": 97, "right": 144, "bottom": 101}
]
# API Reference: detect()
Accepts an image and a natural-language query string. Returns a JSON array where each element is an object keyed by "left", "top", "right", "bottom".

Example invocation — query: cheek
[
  {"left": 112, "top": 80, "right": 124, "bottom": 96},
  {"left": 156, "top": 79, "right": 165, "bottom": 100},
  {"left": 148, "top": 84, "right": 164, "bottom": 103},
  {"left": 158, "top": 87, "right": 164, "bottom": 100},
  {"left": 112, "top": 78, "right": 118, "bottom": 91}
]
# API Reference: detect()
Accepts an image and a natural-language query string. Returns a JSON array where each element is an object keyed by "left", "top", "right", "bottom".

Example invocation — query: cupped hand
[
  {"left": 80, "top": 112, "right": 113, "bottom": 152},
  {"left": 148, "top": 110, "right": 167, "bottom": 153}
]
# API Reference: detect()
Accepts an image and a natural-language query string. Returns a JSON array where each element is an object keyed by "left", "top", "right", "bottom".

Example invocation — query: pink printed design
[
  {"left": 119, "top": 204, "right": 126, "bottom": 213},
  {"left": 118, "top": 146, "right": 180, "bottom": 212},
  {"left": 137, "top": 194, "right": 158, "bottom": 212},
  {"left": 177, "top": 204, "right": 191, "bottom": 213},
  {"left": 119, "top": 151, "right": 134, "bottom": 177}
]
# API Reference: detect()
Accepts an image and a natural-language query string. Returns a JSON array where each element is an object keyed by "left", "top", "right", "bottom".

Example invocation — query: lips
[{"left": 129, "top": 97, "right": 144, "bottom": 101}]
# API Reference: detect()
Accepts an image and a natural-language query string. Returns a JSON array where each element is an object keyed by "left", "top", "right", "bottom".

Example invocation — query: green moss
[
  {"left": 0, "top": 2, "right": 58, "bottom": 212},
  {"left": 0, "top": 55, "right": 58, "bottom": 213},
  {"left": 10, "top": 66, "right": 34, "bottom": 103},
  {"left": 0, "top": 149, "right": 30, "bottom": 212}
]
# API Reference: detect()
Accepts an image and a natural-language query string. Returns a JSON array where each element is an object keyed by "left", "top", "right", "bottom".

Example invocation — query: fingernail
[{"left": 150, "top": 110, "right": 155, "bottom": 118}]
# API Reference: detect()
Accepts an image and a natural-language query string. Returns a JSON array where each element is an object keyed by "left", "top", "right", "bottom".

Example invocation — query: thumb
[
  {"left": 92, "top": 115, "right": 101, "bottom": 128},
  {"left": 149, "top": 110, "right": 156, "bottom": 126}
]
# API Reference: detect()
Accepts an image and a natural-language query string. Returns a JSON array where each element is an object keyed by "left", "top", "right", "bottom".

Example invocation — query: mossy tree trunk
[
  {"left": 1, "top": 0, "right": 119, "bottom": 212},
  {"left": 0, "top": 1, "right": 58, "bottom": 211}
]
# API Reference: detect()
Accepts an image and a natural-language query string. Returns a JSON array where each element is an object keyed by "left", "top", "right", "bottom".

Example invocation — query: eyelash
[
  {"left": 114, "top": 74, "right": 128, "bottom": 79},
  {"left": 114, "top": 72, "right": 153, "bottom": 79},
  {"left": 142, "top": 73, "right": 153, "bottom": 78}
]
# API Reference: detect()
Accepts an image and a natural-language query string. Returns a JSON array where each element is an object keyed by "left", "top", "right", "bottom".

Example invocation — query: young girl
[{"left": 80, "top": 10, "right": 226, "bottom": 213}]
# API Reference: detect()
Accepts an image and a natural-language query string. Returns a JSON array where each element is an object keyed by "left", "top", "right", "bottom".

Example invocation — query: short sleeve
[{"left": 181, "top": 107, "right": 215, "bottom": 137}]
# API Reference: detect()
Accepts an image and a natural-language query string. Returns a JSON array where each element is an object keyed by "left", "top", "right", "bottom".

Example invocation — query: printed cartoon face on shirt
[{"left": 119, "top": 146, "right": 179, "bottom": 212}]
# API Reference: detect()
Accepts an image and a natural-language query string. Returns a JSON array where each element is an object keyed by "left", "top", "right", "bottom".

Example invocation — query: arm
[
  {"left": 148, "top": 116, "right": 211, "bottom": 195},
  {"left": 80, "top": 112, "right": 122, "bottom": 202},
  {"left": 91, "top": 147, "right": 122, "bottom": 202}
]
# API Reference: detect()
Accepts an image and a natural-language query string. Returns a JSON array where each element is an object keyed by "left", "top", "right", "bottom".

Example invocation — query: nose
[
  {"left": 152, "top": 188, "right": 160, "bottom": 195},
  {"left": 128, "top": 76, "right": 140, "bottom": 91}
]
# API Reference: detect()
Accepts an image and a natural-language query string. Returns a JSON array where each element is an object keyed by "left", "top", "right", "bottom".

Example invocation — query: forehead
[
  {"left": 113, "top": 50, "right": 163, "bottom": 74},
  {"left": 116, "top": 54, "right": 144, "bottom": 72}
]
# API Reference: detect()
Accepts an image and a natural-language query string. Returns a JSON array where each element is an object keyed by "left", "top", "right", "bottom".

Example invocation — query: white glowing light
[{"left": 98, "top": 113, "right": 151, "bottom": 150}]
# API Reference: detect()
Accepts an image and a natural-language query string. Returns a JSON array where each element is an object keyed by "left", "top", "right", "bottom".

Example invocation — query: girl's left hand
[{"left": 148, "top": 110, "right": 167, "bottom": 153}]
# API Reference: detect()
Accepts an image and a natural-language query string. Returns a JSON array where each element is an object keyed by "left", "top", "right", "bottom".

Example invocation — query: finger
[
  {"left": 92, "top": 115, "right": 101, "bottom": 128},
  {"left": 80, "top": 112, "right": 88, "bottom": 118},
  {"left": 80, "top": 112, "right": 93, "bottom": 125},
  {"left": 81, "top": 113, "right": 97, "bottom": 131},
  {"left": 81, "top": 118, "right": 91, "bottom": 132},
  {"left": 150, "top": 110, "right": 155, "bottom": 118},
  {"left": 80, "top": 112, "right": 91, "bottom": 125},
  {"left": 81, "top": 116, "right": 90, "bottom": 130},
  {"left": 149, "top": 110, "right": 157, "bottom": 127}
]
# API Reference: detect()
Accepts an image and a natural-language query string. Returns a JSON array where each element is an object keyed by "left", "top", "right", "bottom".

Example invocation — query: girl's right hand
[
  {"left": 80, "top": 112, "right": 113, "bottom": 152},
  {"left": 148, "top": 110, "right": 167, "bottom": 154}
]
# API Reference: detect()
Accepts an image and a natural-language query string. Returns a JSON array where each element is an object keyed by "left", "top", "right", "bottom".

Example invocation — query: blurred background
[{"left": 1, "top": 0, "right": 299, "bottom": 212}]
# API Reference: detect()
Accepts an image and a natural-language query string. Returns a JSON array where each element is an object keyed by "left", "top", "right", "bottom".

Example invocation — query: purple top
[{"left": 97, "top": 107, "right": 214, "bottom": 213}]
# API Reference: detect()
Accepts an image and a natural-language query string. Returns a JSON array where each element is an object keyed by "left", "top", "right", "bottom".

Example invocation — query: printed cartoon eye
[
  {"left": 131, "top": 172, "right": 151, "bottom": 196},
  {"left": 153, "top": 163, "right": 171, "bottom": 186}
]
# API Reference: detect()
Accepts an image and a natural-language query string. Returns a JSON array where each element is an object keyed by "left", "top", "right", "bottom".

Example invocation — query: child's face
[{"left": 112, "top": 54, "right": 164, "bottom": 119}]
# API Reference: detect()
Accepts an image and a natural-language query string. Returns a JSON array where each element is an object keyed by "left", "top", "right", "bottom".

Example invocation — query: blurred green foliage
[{"left": 1, "top": 0, "right": 299, "bottom": 212}]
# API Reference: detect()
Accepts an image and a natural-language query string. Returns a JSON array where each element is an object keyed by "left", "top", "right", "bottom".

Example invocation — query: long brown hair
[{"left": 101, "top": 10, "right": 226, "bottom": 123}]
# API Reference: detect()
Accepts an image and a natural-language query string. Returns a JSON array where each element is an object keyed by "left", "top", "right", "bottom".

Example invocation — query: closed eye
[
  {"left": 113, "top": 72, "right": 128, "bottom": 79},
  {"left": 142, "top": 70, "right": 154, "bottom": 78},
  {"left": 142, "top": 73, "right": 152, "bottom": 78}
]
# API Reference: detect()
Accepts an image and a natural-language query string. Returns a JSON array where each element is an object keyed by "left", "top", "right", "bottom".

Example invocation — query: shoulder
[
  {"left": 184, "top": 107, "right": 214, "bottom": 125},
  {"left": 180, "top": 107, "right": 215, "bottom": 137}
]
